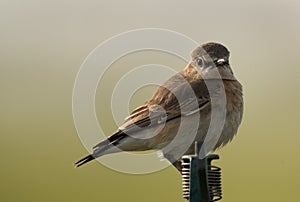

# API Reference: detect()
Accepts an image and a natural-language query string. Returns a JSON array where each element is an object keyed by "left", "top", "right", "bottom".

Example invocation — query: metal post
[{"left": 181, "top": 142, "right": 222, "bottom": 202}]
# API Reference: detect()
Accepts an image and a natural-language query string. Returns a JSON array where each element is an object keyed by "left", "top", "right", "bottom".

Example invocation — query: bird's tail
[
  {"left": 74, "top": 143, "right": 111, "bottom": 167},
  {"left": 75, "top": 131, "right": 127, "bottom": 167},
  {"left": 75, "top": 154, "right": 95, "bottom": 167}
]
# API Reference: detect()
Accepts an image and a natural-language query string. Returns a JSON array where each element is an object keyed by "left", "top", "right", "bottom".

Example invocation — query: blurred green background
[{"left": 1, "top": 0, "right": 300, "bottom": 201}]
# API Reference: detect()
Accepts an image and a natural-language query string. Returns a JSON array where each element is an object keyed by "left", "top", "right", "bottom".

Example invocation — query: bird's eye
[{"left": 196, "top": 58, "right": 204, "bottom": 67}]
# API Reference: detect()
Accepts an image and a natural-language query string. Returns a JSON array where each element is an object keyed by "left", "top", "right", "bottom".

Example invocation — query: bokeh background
[{"left": 1, "top": 0, "right": 300, "bottom": 201}]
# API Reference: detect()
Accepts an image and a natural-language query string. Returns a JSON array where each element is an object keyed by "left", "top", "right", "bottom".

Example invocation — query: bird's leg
[
  {"left": 163, "top": 153, "right": 182, "bottom": 173},
  {"left": 172, "top": 160, "right": 182, "bottom": 173}
]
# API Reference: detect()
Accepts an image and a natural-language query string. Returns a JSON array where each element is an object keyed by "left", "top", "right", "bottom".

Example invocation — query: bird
[{"left": 75, "top": 42, "right": 243, "bottom": 171}]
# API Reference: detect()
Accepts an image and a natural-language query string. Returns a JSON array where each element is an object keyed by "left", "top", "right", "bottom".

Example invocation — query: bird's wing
[
  {"left": 100, "top": 74, "right": 212, "bottom": 145},
  {"left": 75, "top": 74, "right": 212, "bottom": 167}
]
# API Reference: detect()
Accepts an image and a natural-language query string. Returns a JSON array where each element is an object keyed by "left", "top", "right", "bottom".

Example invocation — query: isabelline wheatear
[{"left": 75, "top": 42, "right": 243, "bottom": 171}]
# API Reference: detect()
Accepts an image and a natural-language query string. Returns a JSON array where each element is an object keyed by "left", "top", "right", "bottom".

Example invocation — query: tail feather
[
  {"left": 75, "top": 141, "right": 120, "bottom": 167},
  {"left": 92, "top": 130, "right": 126, "bottom": 149},
  {"left": 75, "top": 131, "right": 127, "bottom": 167},
  {"left": 75, "top": 154, "right": 95, "bottom": 167}
]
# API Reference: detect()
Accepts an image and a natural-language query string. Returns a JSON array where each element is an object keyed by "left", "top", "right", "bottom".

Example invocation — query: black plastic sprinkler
[{"left": 181, "top": 142, "right": 222, "bottom": 202}]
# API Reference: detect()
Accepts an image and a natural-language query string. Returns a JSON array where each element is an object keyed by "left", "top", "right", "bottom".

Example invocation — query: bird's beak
[{"left": 216, "top": 58, "right": 226, "bottom": 65}]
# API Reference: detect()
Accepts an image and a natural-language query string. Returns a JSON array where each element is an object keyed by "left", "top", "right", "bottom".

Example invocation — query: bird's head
[{"left": 190, "top": 42, "right": 236, "bottom": 80}]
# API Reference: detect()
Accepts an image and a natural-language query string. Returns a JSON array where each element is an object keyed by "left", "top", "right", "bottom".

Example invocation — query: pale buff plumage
[{"left": 75, "top": 42, "right": 243, "bottom": 169}]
